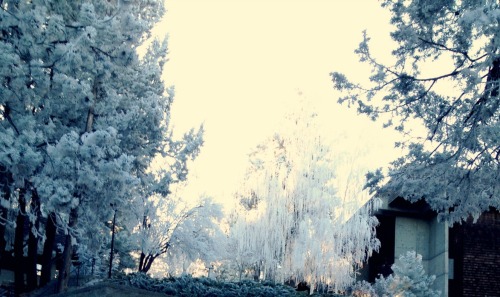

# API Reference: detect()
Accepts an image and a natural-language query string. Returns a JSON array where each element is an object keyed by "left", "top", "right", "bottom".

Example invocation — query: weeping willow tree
[{"left": 230, "top": 108, "right": 380, "bottom": 294}]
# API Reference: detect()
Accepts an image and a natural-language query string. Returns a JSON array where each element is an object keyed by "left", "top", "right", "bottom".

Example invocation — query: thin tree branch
[{"left": 418, "top": 37, "right": 473, "bottom": 62}]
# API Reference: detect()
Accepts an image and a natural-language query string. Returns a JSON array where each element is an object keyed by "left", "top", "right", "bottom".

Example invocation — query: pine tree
[
  {"left": 331, "top": 0, "right": 500, "bottom": 223},
  {"left": 0, "top": 0, "right": 202, "bottom": 293},
  {"left": 353, "top": 251, "right": 440, "bottom": 297}
]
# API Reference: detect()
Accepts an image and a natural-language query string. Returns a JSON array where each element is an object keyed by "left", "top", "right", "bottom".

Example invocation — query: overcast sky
[{"left": 154, "top": 0, "right": 402, "bottom": 206}]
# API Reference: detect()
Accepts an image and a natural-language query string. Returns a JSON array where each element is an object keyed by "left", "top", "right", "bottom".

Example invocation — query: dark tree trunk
[
  {"left": 40, "top": 212, "right": 57, "bottom": 287},
  {"left": 138, "top": 252, "right": 157, "bottom": 274},
  {"left": 0, "top": 208, "right": 6, "bottom": 265},
  {"left": 0, "top": 166, "right": 12, "bottom": 261},
  {"left": 138, "top": 215, "right": 150, "bottom": 273},
  {"left": 138, "top": 252, "right": 145, "bottom": 272},
  {"left": 57, "top": 208, "right": 78, "bottom": 293},
  {"left": 26, "top": 189, "right": 41, "bottom": 291},
  {"left": 26, "top": 229, "right": 38, "bottom": 291},
  {"left": 142, "top": 254, "right": 155, "bottom": 273},
  {"left": 14, "top": 188, "right": 27, "bottom": 295}
]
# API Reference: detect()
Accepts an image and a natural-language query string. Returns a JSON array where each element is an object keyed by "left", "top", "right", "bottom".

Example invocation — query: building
[{"left": 361, "top": 196, "right": 500, "bottom": 297}]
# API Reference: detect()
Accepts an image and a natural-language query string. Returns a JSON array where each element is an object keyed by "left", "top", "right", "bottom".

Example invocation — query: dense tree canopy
[
  {"left": 0, "top": 0, "right": 202, "bottom": 293},
  {"left": 331, "top": 0, "right": 500, "bottom": 223}
]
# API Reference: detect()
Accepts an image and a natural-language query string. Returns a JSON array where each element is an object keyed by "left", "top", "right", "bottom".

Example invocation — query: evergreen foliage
[
  {"left": 352, "top": 251, "right": 440, "bottom": 297},
  {"left": 0, "top": 0, "right": 202, "bottom": 293},
  {"left": 331, "top": 0, "right": 500, "bottom": 223}
]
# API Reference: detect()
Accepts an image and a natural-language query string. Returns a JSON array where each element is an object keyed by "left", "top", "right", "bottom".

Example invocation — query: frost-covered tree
[
  {"left": 353, "top": 251, "right": 440, "bottom": 297},
  {"left": 331, "top": 0, "right": 500, "bottom": 223},
  {"left": 230, "top": 110, "right": 379, "bottom": 294},
  {"left": 0, "top": 0, "right": 202, "bottom": 293},
  {"left": 133, "top": 195, "right": 223, "bottom": 274},
  {"left": 152, "top": 197, "right": 228, "bottom": 277}
]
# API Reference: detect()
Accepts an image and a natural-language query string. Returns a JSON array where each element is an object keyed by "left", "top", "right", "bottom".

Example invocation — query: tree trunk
[
  {"left": 138, "top": 215, "right": 152, "bottom": 273},
  {"left": 0, "top": 166, "right": 12, "bottom": 264},
  {"left": 0, "top": 208, "right": 6, "bottom": 265},
  {"left": 138, "top": 252, "right": 156, "bottom": 273},
  {"left": 40, "top": 212, "right": 57, "bottom": 287},
  {"left": 27, "top": 229, "right": 38, "bottom": 291},
  {"left": 14, "top": 188, "right": 26, "bottom": 295},
  {"left": 142, "top": 254, "right": 155, "bottom": 273},
  {"left": 57, "top": 208, "right": 78, "bottom": 293},
  {"left": 309, "top": 281, "right": 315, "bottom": 296},
  {"left": 0, "top": 204, "right": 8, "bottom": 266},
  {"left": 138, "top": 252, "right": 145, "bottom": 272},
  {"left": 26, "top": 189, "right": 41, "bottom": 291},
  {"left": 108, "top": 209, "right": 117, "bottom": 278}
]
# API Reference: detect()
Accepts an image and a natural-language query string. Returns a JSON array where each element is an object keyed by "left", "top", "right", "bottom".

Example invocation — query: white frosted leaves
[{"left": 231, "top": 110, "right": 379, "bottom": 292}]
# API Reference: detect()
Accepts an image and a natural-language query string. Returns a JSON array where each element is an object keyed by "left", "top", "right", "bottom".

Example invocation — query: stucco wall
[
  {"left": 394, "top": 217, "right": 430, "bottom": 264},
  {"left": 394, "top": 216, "right": 448, "bottom": 296}
]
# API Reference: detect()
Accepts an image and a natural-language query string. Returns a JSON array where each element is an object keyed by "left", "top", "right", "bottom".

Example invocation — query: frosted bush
[{"left": 352, "top": 251, "right": 440, "bottom": 297}]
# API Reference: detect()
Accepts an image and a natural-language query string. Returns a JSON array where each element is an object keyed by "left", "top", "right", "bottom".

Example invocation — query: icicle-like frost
[{"left": 230, "top": 107, "right": 380, "bottom": 292}]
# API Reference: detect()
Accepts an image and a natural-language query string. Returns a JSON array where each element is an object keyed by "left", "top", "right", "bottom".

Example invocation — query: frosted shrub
[
  {"left": 118, "top": 273, "right": 300, "bottom": 296},
  {"left": 353, "top": 251, "right": 440, "bottom": 297}
]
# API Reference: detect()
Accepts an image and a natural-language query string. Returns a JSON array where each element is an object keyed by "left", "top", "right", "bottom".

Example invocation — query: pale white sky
[{"left": 154, "top": 0, "right": 402, "bottom": 206}]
